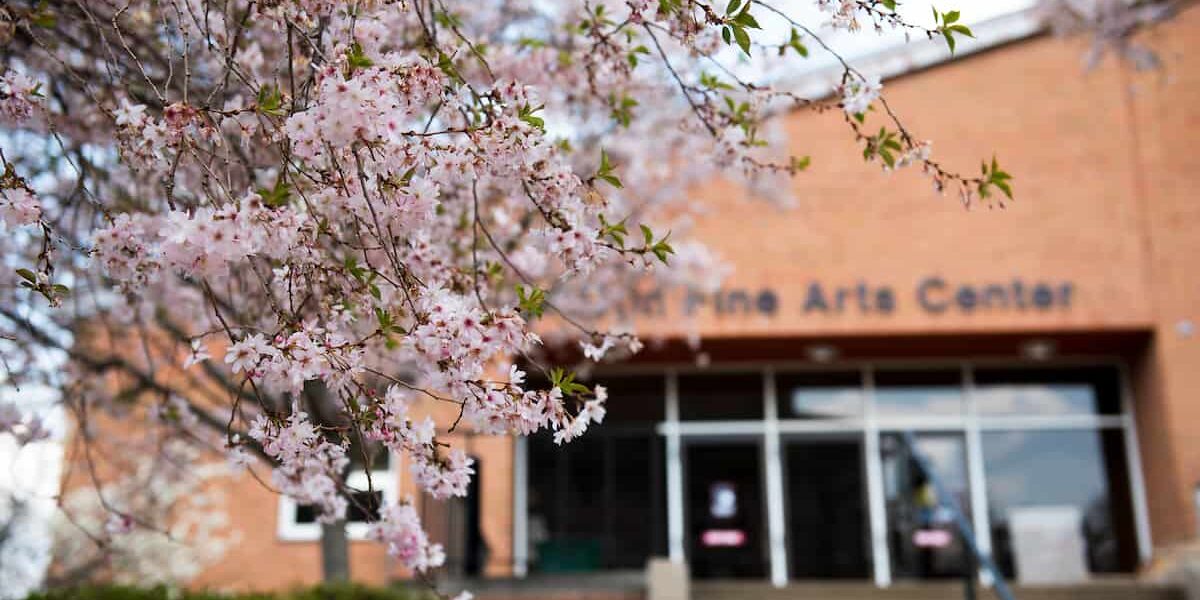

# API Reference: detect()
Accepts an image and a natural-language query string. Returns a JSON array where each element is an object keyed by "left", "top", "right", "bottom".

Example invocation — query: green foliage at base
[{"left": 24, "top": 582, "right": 429, "bottom": 600}]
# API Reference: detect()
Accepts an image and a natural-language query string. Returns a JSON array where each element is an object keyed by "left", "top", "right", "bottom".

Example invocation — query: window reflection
[
  {"left": 875, "top": 370, "right": 964, "bottom": 417},
  {"left": 982, "top": 430, "right": 1136, "bottom": 576},
  {"left": 777, "top": 371, "right": 862, "bottom": 420},
  {"left": 974, "top": 367, "right": 1121, "bottom": 416},
  {"left": 880, "top": 433, "right": 972, "bottom": 579}
]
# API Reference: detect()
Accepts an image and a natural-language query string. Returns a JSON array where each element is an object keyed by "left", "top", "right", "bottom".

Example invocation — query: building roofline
[{"left": 778, "top": 7, "right": 1047, "bottom": 99}]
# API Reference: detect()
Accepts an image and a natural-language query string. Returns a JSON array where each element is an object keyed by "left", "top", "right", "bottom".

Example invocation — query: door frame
[
  {"left": 680, "top": 434, "right": 769, "bottom": 579},
  {"left": 780, "top": 432, "right": 871, "bottom": 579}
]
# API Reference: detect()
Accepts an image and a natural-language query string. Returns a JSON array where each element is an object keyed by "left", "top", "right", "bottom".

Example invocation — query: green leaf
[
  {"left": 256, "top": 178, "right": 291, "bottom": 208},
  {"left": 627, "top": 45, "right": 650, "bottom": 68},
  {"left": 652, "top": 239, "right": 675, "bottom": 264},
  {"left": 518, "top": 104, "right": 546, "bottom": 132},
  {"left": 599, "top": 214, "right": 629, "bottom": 248},
  {"left": 435, "top": 51, "right": 464, "bottom": 85},
  {"left": 595, "top": 149, "right": 623, "bottom": 188},
  {"left": 516, "top": 284, "right": 546, "bottom": 318},
  {"left": 344, "top": 42, "right": 375, "bottom": 76},
  {"left": 733, "top": 11, "right": 761, "bottom": 30},
  {"left": 950, "top": 24, "right": 974, "bottom": 38},
  {"left": 30, "top": 10, "right": 56, "bottom": 28},
  {"left": 256, "top": 85, "right": 284, "bottom": 116},
  {"left": 783, "top": 28, "right": 809, "bottom": 57},
  {"left": 731, "top": 25, "right": 752, "bottom": 56},
  {"left": 725, "top": 0, "right": 742, "bottom": 15},
  {"left": 640, "top": 223, "right": 654, "bottom": 245},
  {"left": 699, "top": 72, "right": 734, "bottom": 91},
  {"left": 658, "top": 0, "right": 683, "bottom": 16},
  {"left": 609, "top": 93, "right": 637, "bottom": 128}
]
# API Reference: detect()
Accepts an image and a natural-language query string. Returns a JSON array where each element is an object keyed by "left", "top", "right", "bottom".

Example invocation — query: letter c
[{"left": 917, "top": 277, "right": 948, "bottom": 314}]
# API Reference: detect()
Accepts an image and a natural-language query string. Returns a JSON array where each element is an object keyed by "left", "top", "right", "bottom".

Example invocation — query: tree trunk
[
  {"left": 302, "top": 380, "right": 351, "bottom": 582},
  {"left": 321, "top": 518, "right": 351, "bottom": 582}
]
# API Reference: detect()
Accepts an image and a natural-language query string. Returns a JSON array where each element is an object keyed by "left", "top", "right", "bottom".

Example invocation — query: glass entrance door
[
  {"left": 685, "top": 441, "right": 767, "bottom": 578},
  {"left": 880, "top": 432, "right": 973, "bottom": 579},
  {"left": 785, "top": 437, "right": 870, "bottom": 578}
]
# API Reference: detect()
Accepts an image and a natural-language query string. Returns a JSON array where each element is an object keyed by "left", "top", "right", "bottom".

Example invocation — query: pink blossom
[
  {"left": 0, "top": 188, "right": 41, "bottom": 227},
  {"left": 368, "top": 501, "right": 445, "bottom": 573}
]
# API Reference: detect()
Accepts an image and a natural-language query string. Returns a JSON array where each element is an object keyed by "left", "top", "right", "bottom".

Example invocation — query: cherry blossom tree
[{"left": 0, "top": 1, "right": 1011, "bottom": 595}]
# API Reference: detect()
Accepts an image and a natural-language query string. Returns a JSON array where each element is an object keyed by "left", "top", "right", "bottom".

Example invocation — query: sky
[{"left": 745, "top": 0, "right": 1039, "bottom": 82}]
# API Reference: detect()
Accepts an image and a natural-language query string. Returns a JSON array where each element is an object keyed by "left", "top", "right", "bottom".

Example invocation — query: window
[
  {"left": 517, "top": 363, "right": 1144, "bottom": 582},
  {"left": 974, "top": 367, "right": 1122, "bottom": 416},
  {"left": 277, "top": 443, "right": 396, "bottom": 542},
  {"left": 874, "top": 370, "right": 963, "bottom": 418},
  {"left": 526, "top": 374, "right": 666, "bottom": 572},
  {"left": 776, "top": 371, "right": 863, "bottom": 420},
  {"left": 982, "top": 429, "right": 1138, "bottom": 576},
  {"left": 678, "top": 372, "right": 763, "bottom": 421}
]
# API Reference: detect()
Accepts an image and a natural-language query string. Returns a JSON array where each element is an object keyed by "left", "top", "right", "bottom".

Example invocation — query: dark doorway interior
[
  {"left": 686, "top": 442, "right": 767, "bottom": 579},
  {"left": 786, "top": 439, "right": 871, "bottom": 579}
]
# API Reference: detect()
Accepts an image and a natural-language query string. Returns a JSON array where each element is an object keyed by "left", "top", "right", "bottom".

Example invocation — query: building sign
[{"left": 617, "top": 276, "right": 1074, "bottom": 319}]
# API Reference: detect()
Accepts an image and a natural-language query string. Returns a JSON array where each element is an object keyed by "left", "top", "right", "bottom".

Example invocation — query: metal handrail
[{"left": 901, "top": 431, "right": 1016, "bottom": 600}]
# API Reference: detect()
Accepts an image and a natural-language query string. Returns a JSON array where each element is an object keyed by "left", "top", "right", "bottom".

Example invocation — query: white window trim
[{"left": 277, "top": 454, "right": 398, "bottom": 542}]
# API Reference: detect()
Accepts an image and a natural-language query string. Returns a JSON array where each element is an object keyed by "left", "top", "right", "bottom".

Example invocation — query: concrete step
[{"left": 692, "top": 580, "right": 1184, "bottom": 600}]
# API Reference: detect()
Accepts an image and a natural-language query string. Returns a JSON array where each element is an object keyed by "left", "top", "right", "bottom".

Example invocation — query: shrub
[{"left": 24, "top": 583, "right": 426, "bottom": 600}]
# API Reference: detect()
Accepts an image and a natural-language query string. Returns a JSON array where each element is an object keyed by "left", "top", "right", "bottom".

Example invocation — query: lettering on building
[{"left": 616, "top": 276, "right": 1074, "bottom": 319}]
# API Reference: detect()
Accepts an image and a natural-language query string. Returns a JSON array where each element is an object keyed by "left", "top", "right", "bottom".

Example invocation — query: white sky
[{"left": 744, "top": 0, "right": 1038, "bottom": 81}]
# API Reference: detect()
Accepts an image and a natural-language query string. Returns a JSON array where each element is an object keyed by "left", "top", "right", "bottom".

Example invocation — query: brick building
[{"left": 188, "top": 4, "right": 1200, "bottom": 596}]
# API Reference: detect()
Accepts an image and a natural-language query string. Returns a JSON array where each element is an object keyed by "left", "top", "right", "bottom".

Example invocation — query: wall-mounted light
[
  {"left": 1020, "top": 338, "right": 1057, "bottom": 361},
  {"left": 805, "top": 343, "right": 839, "bottom": 364}
]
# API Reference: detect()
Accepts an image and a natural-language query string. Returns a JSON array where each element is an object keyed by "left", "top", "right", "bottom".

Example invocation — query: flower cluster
[
  {"left": 285, "top": 61, "right": 446, "bottom": 160},
  {"left": 0, "top": 187, "right": 41, "bottom": 228},
  {"left": 248, "top": 409, "right": 350, "bottom": 523},
  {"left": 364, "top": 386, "right": 476, "bottom": 500},
  {"left": 0, "top": 71, "right": 41, "bottom": 124},
  {"left": 367, "top": 500, "right": 445, "bottom": 573},
  {"left": 841, "top": 74, "right": 883, "bottom": 116}
]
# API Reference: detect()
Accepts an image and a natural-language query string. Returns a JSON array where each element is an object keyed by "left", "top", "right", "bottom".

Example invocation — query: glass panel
[
  {"left": 582, "top": 374, "right": 665, "bottom": 423},
  {"left": 686, "top": 442, "right": 767, "bottom": 578},
  {"left": 974, "top": 367, "right": 1122, "bottom": 416},
  {"left": 777, "top": 371, "right": 863, "bottom": 420},
  {"left": 296, "top": 489, "right": 383, "bottom": 523},
  {"left": 983, "top": 430, "right": 1138, "bottom": 577},
  {"left": 874, "top": 370, "right": 964, "bottom": 418},
  {"left": 528, "top": 373, "right": 665, "bottom": 424},
  {"left": 526, "top": 428, "right": 666, "bottom": 572},
  {"left": 785, "top": 437, "right": 870, "bottom": 578},
  {"left": 880, "top": 433, "right": 972, "bottom": 579},
  {"left": 678, "top": 372, "right": 763, "bottom": 421}
]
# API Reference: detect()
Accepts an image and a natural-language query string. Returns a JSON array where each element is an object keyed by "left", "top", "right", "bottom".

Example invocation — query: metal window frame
[
  {"left": 513, "top": 357, "right": 1153, "bottom": 586},
  {"left": 513, "top": 435, "right": 529, "bottom": 577},
  {"left": 763, "top": 369, "right": 789, "bottom": 587}
]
